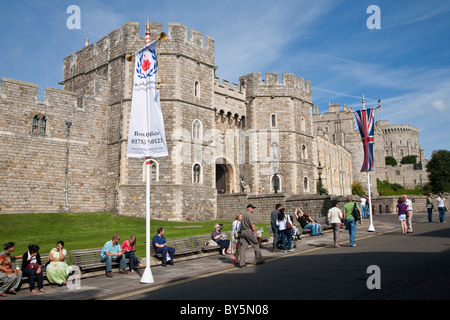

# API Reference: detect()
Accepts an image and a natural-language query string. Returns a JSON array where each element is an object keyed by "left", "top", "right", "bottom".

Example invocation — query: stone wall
[
  {"left": 217, "top": 193, "right": 432, "bottom": 224},
  {"left": 0, "top": 77, "right": 109, "bottom": 214}
]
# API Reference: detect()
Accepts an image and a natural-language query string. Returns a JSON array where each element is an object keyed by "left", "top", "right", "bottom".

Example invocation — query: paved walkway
[{"left": 4, "top": 212, "right": 428, "bottom": 300}]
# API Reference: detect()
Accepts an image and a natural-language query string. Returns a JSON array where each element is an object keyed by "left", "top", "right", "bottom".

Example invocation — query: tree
[{"left": 426, "top": 150, "right": 450, "bottom": 193}]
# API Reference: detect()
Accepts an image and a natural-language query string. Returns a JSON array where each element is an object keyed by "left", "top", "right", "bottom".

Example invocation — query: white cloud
[{"left": 431, "top": 100, "right": 448, "bottom": 112}]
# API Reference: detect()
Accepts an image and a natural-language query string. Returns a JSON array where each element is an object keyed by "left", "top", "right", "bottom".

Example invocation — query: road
[{"left": 119, "top": 217, "right": 450, "bottom": 302}]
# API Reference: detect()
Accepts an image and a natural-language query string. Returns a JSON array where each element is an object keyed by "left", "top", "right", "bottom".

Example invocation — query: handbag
[
  {"left": 352, "top": 203, "right": 361, "bottom": 221},
  {"left": 27, "top": 263, "right": 40, "bottom": 270},
  {"left": 285, "top": 216, "right": 293, "bottom": 230}
]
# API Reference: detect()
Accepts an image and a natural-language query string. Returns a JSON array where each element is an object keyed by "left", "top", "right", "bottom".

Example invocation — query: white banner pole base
[{"left": 140, "top": 265, "right": 154, "bottom": 283}]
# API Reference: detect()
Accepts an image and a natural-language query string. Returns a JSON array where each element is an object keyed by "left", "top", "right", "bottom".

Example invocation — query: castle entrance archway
[{"left": 215, "top": 157, "right": 234, "bottom": 194}]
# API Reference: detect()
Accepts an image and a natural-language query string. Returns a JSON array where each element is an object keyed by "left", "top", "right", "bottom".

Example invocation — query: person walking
[
  {"left": 426, "top": 193, "right": 434, "bottom": 222},
  {"left": 361, "top": 196, "right": 368, "bottom": 219},
  {"left": 342, "top": 196, "right": 358, "bottom": 247},
  {"left": 327, "top": 200, "right": 343, "bottom": 247},
  {"left": 436, "top": 193, "right": 447, "bottom": 223},
  {"left": 270, "top": 204, "right": 282, "bottom": 252},
  {"left": 237, "top": 204, "right": 265, "bottom": 268},
  {"left": 396, "top": 196, "right": 408, "bottom": 235},
  {"left": 404, "top": 195, "right": 413, "bottom": 233}
]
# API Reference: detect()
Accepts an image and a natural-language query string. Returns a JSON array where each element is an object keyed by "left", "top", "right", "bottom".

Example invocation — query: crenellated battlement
[
  {"left": 62, "top": 21, "right": 215, "bottom": 93},
  {"left": 239, "top": 72, "right": 312, "bottom": 103},
  {"left": 214, "top": 76, "right": 246, "bottom": 100}
]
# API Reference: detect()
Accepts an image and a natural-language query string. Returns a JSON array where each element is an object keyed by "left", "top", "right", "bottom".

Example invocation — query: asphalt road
[{"left": 123, "top": 218, "right": 450, "bottom": 302}]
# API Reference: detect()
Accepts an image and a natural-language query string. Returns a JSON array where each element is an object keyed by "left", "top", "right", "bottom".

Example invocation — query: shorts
[{"left": 398, "top": 214, "right": 406, "bottom": 221}]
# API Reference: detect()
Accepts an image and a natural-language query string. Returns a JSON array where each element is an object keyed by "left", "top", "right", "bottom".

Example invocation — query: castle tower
[
  {"left": 239, "top": 72, "right": 315, "bottom": 195},
  {"left": 62, "top": 22, "right": 218, "bottom": 220}
]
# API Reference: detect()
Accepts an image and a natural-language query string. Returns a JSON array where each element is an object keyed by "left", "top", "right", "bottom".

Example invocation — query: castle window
[
  {"left": 193, "top": 163, "right": 202, "bottom": 184},
  {"left": 194, "top": 81, "right": 200, "bottom": 98},
  {"left": 32, "top": 114, "right": 47, "bottom": 135},
  {"left": 303, "top": 177, "right": 309, "bottom": 192},
  {"left": 192, "top": 119, "right": 202, "bottom": 140},
  {"left": 40, "top": 117, "right": 47, "bottom": 134},
  {"left": 271, "top": 114, "right": 277, "bottom": 128},
  {"left": 32, "top": 115, "right": 39, "bottom": 133},
  {"left": 142, "top": 160, "right": 159, "bottom": 182}
]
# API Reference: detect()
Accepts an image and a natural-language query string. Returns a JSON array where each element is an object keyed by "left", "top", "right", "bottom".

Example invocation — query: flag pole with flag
[
  {"left": 127, "top": 20, "right": 168, "bottom": 283},
  {"left": 354, "top": 94, "right": 375, "bottom": 232}
]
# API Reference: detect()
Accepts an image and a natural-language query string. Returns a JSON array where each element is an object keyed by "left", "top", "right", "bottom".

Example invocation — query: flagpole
[
  {"left": 362, "top": 94, "right": 375, "bottom": 232},
  {"left": 141, "top": 157, "right": 155, "bottom": 283},
  {"left": 140, "top": 19, "right": 155, "bottom": 284}
]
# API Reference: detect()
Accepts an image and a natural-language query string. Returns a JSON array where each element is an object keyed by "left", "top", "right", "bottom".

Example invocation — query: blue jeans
[
  {"left": 280, "top": 229, "right": 292, "bottom": 251},
  {"left": 304, "top": 223, "right": 320, "bottom": 236},
  {"left": 271, "top": 223, "right": 280, "bottom": 250},
  {"left": 361, "top": 206, "right": 368, "bottom": 219},
  {"left": 155, "top": 246, "right": 175, "bottom": 264},
  {"left": 101, "top": 254, "right": 127, "bottom": 272},
  {"left": 438, "top": 207, "right": 446, "bottom": 223},
  {"left": 427, "top": 207, "right": 433, "bottom": 222},
  {"left": 346, "top": 218, "right": 357, "bottom": 246},
  {"left": 23, "top": 268, "right": 43, "bottom": 291},
  {"left": 124, "top": 251, "right": 139, "bottom": 271}
]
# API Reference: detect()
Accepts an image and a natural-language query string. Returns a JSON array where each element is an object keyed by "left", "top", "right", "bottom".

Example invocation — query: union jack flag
[{"left": 354, "top": 99, "right": 375, "bottom": 172}]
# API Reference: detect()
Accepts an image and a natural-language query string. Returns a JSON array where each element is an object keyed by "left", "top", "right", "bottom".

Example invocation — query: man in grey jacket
[{"left": 271, "top": 204, "right": 282, "bottom": 252}]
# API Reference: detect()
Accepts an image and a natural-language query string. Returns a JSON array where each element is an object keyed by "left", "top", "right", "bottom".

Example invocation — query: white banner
[{"left": 127, "top": 41, "right": 168, "bottom": 158}]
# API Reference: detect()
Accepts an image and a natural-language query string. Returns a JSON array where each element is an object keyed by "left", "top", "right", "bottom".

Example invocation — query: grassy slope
[{"left": 0, "top": 212, "right": 268, "bottom": 258}]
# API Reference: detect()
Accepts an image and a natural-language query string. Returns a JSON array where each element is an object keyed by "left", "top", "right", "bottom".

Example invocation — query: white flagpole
[
  {"left": 140, "top": 19, "right": 154, "bottom": 284},
  {"left": 141, "top": 157, "right": 154, "bottom": 283},
  {"left": 367, "top": 172, "right": 375, "bottom": 232}
]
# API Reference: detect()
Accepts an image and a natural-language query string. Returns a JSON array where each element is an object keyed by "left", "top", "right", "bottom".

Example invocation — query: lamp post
[
  {"left": 317, "top": 161, "right": 323, "bottom": 195},
  {"left": 64, "top": 120, "right": 72, "bottom": 212}
]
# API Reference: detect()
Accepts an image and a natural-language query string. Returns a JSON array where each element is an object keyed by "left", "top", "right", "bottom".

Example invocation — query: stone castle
[{"left": 0, "top": 21, "right": 428, "bottom": 220}]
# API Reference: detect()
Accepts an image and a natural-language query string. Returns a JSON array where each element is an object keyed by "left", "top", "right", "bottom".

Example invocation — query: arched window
[
  {"left": 303, "top": 177, "right": 309, "bottom": 192},
  {"left": 32, "top": 115, "right": 39, "bottom": 133},
  {"left": 40, "top": 117, "right": 47, "bottom": 134},
  {"left": 193, "top": 163, "right": 202, "bottom": 184},
  {"left": 194, "top": 81, "right": 200, "bottom": 98},
  {"left": 192, "top": 119, "right": 202, "bottom": 140},
  {"left": 142, "top": 160, "right": 159, "bottom": 182},
  {"left": 271, "top": 114, "right": 277, "bottom": 128},
  {"left": 32, "top": 114, "right": 47, "bottom": 135}
]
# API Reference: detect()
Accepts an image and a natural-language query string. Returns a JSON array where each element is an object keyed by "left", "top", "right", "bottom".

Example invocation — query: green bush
[
  {"left": 400, "top": 155, "right": 417, "bottom": 164},
  {"left": 351, "top": 181, "right": 365, "bottom": 197},
  {"left": 385, "top": 156, "right": 397, "bottom": 166}
]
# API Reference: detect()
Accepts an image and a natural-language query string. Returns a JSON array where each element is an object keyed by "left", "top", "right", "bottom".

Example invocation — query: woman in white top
[
  {"left": 436, "top": 193, "right": 447, "bottom": 223},
  {"left": 276, "top": 208, "right": 293, "bottom": 252},
  {"left": 327, "top": 200, "right": 343, "bottom": 247}
]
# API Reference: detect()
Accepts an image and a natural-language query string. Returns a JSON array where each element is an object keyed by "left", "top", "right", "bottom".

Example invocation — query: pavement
[{"left": 3, "top": 212, "right": 431, "bottom": 301}]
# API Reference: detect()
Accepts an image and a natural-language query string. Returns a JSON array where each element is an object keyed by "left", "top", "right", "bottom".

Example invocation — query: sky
[{"left": 1, "top": 0, "right": 449, "bottom": 159}]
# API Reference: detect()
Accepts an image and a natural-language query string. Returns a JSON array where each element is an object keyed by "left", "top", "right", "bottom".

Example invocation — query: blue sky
[{"left": 1, "top": 0, "right": 449, "bottom": 159}]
